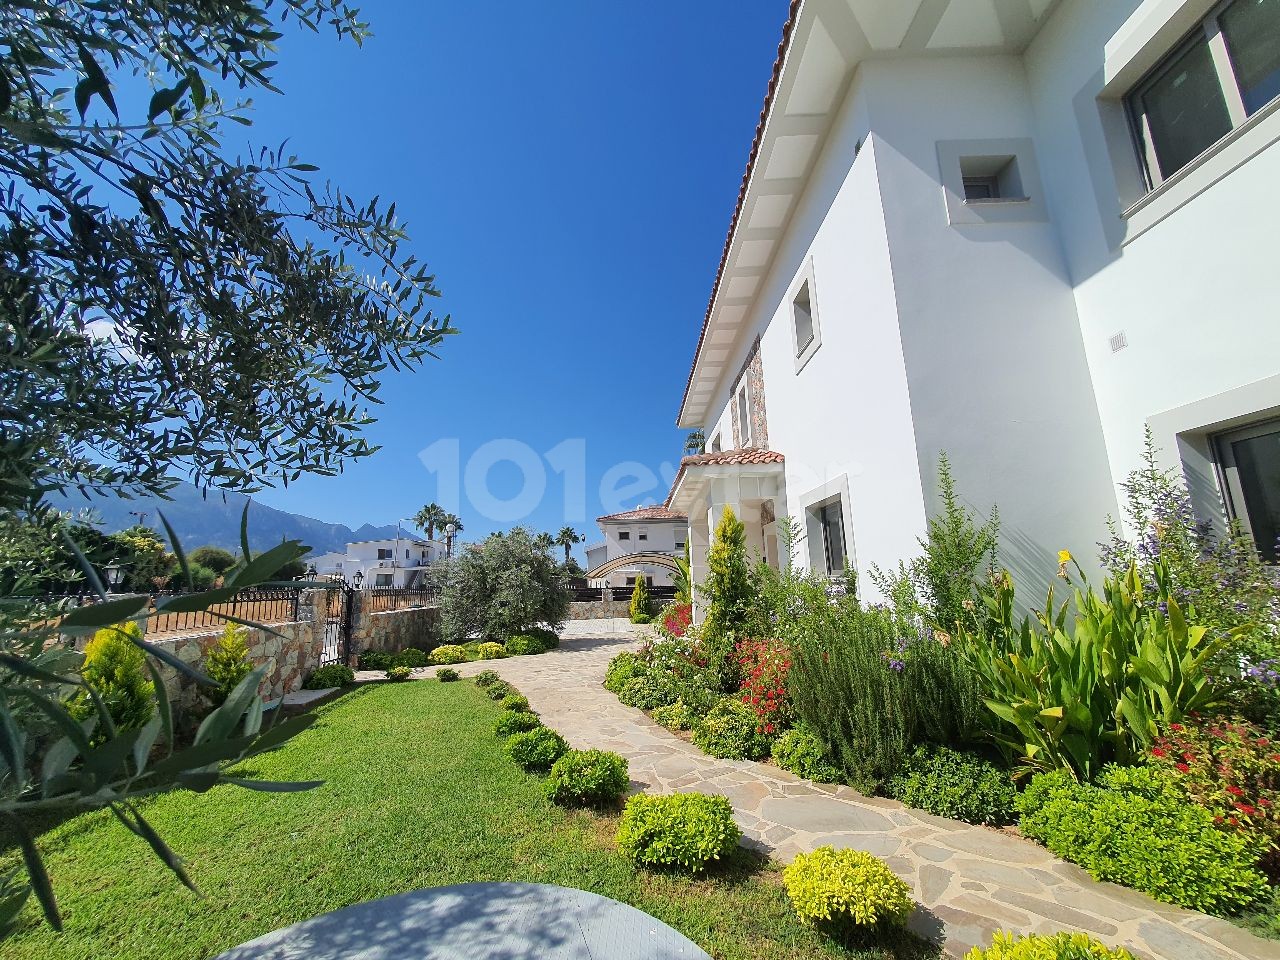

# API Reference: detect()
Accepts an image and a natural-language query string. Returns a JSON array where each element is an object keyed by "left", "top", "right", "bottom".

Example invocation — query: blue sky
[{"left": 244, "top": 2, "right": 786, "bottom": 556}]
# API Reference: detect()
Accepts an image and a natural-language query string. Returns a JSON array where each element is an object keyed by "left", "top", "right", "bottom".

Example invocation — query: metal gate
[{"left": 321, "top": 585, "right": 354, "bottom": 666}]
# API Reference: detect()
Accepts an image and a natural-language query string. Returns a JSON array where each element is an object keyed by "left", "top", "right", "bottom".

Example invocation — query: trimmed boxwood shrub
[
  {"left": 356, "top": 650, "right": 392, "bottom": 671},
  {"left": 692, "top": 697, "right": 773, "bottom": 760},
  {"left": 782, "top": 846, "right": 913, "bottom": 931},
  {"left": 1017, "top": 766, "right": 1269, "bottom": 914},
  {"left": 505, "top": 727, "right": 569, "bottom": 772},
  {"left": 303, "top": 664, "right": 354, "bottom": 690},
  {"left": 435, "top": 667, "right": 460, "bottom": 682},
  {"left": 618, "top": 676, "right": 675, "bottom": 711},
  {"left": 386, "top": 665, "right": 412, "bottom": 682},
  {"left": 429, "top": 644, "right": 468, "bottom": 665},
  {"left": 604, "top": 651, "right": 647, "bottom": 693},
  {"left": 963, "top": 931, "right": 1136, "bottom": 959},
  {"left": 772, "top": 724, "right": 842, "bottom": 783},
  {"left": 485, "top": 680, "right": 514, "bottom": 701},
  {"left": 473, "top": 669, "right": 501, "bottom": 687},
  {"left": 545, "top": 749, "right": 630, "bottom": 806},
  {"left": 615, "top": 793, "right": 740, "bottom": 872},
  {"left": 392, "top": 648, "right": 428, "bottom": 669},
  {"left": 887, "top": 745, "right": 1016, "bottom": 826},
  {"left": 505, "top": 634, "right": 548, "bottom": 656},
  {"left": 474, "top": 641, "right": 507, "bottom": 660},
  {"left": 500, "top": 692, "right": 531, "bottom": 712},
  {"left": 495, "top": 711, "right": 542, "bottom": 737}
]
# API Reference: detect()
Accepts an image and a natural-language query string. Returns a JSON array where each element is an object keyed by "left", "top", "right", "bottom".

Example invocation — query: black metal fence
[
  {"left": 45, "top": 587, "right": 302, "bottom": 638},
  {"left": 361, "top": 587, "right": 438, "bottom": 614},
  {"left": 568, "top": 585, "right": 679, "bottom": 605}
]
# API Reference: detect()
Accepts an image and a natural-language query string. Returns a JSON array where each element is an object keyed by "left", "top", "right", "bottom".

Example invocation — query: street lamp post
[
  {"left": 103, "top": 563, "right": 126, "bottom": 592},
  {"left": 352, "top": 570, "right": 364, "bottom": 590},
  {"left": 445, "top": 523, "right": 456, "bottom": 559}
]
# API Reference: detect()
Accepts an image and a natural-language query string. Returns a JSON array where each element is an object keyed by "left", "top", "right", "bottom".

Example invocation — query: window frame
[
  {"left": 1212, "top": 415, "right": 1280, "bottom": 564},
  {"left": 790, "top": 260, "right": 822, "bottom": 373},
  {"left": 1125, "top": 0, "right": 1261, "bottom": 189},
  {"left": 617, "top": 530, "right": 631, "bottom": 542},
  {"left": 736, "top": 381, "right": 753, "bottom": 448}
]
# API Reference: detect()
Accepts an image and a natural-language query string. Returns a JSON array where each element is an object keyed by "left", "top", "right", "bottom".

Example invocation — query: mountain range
[{"left": 48, "top": 483, "right": 402, "bottom": 557}]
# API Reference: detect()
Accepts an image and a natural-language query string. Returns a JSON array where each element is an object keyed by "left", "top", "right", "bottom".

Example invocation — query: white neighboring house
[
  {"left": 584, "top": 506, "right": 689, "bottom": 589},
  {"left": 669, "top": 0, "right": 1280, "bottom": 621},
  {"left": 310, "top": 538, "right": 443, "bottom": 588}
]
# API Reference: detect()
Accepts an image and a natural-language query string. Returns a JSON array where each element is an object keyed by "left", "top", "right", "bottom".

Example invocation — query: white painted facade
[
  {"left": 673, "top": 0, "right": 1280, "bottom": 613},
  {"left": 584, "top": 509, "right": 689, "bottom": 588},
  {"left": 310, "top": 537, "right": 444, "bottom": 588}
]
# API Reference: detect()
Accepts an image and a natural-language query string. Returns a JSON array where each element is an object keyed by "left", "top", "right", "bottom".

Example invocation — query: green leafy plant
[
  {"left": 619, "top": 676, "right": 675, "bottom": 711},
  {"left": 386, "top": 665, "right": 412, "bottom": 682},
  {"left": 698, "top": 507, "right": 753, "bottom": 689},
  {"left": 692, "top": 697, "right": 773, "bottom": 761},
  {"left": 772, "top": 725, "right": 842, "bottom": 783},
  {"left": 959, "top": 558, "right": 1235, "bottom": 780},
  {"left": 67, "top": 621, "right": 156, "bottom": 737},
  {"left": 505, "top": 634, "right": 547, "bottom": 656},
  {"left": 964, "top": 932, "right": 1136, "bottom": 959},
  {"left": 545, "top": 750, "right": 629, "bottom": 806},
  {"left": 474, "top": 641, "right": 507, "bottom": 660},
  {"left": 204, "top": 623, "right": 253, "bottom": 706},
  {"left": 392, "top": 648, "right": 428, "bottom": 669},
  {"left": 304, "top": 664, "right": 355, "bottom": 690},
  {"left": 357, "top": 650, "right": 393, "bottom": 671},
  {"left": 505, "top": 728, "right": 569, "bottom": 772},
  {"left": 630, "top": 575, "right": 652, "bottom": 624},
  {"left": 604, "top": 651, "right": 647, "bottom": 693},
  {"left": 614, "top": 793, "right": 741, "bottom": 872},
  {"left": 428, "top": 644, "right": 468, "bottom": 665},
  {"left": 435, "top": 667, "right": 460, "bottom": 682},
  {"left": 436, "top": 527, "right": 568, "bottom": 641},
  {"left": 500, "top": 692, "right": 531, "bottom": 712},
  {"left": 782, "top": 847, "right": 913, "bottom": 931},
  {"left": 1017, "top": 766, "right": 1268, "bottom": 914},
  {"left": 495, "top": 711, "right": 542, "bottom": 737},
  {"left": 485, "top": 680, "right": 514, "bottom": 701},
  {"left": 474, "top": 669, "right": 501, "bottom": 687},
  {"left": 653, "top": 701, "right": 694, "bottom": 732},
  {"left": 887, "top": 745, "right": 1016, "bottom": 826},
  {"left": 524, "top": 626, "right": 560, "bottom": 650}
]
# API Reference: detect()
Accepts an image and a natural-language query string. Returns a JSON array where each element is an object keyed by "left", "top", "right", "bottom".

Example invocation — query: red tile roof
[
  {"left": 677, "top": 0, "right": 802, "bottom": 425},
  {"left": 666, "top": 449, "right": 786, "bottom": 506},
  {"left": 596, "top": 505, "right": 688, "bottom": 523}
]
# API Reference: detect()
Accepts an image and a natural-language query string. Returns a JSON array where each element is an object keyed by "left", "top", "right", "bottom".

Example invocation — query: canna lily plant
[{"left": 957, "top": 554, "right": 1239, "bottom": 780}]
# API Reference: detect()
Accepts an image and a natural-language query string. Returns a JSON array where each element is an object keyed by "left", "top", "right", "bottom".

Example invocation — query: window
[
  {"left": 963, "top": 176, "right": 998, "bottom": 200},
  {"left": 792, "top": 282, "right": 815, "bottom": 356},
  {"left": 377, "top": 548, "right": 392, "bottom": 560},
  {"left": 736, "top": 382, "right": 753, "bottom": 447},
  {"left": 814, "top": 501, "right": 847, "bottom": 576},
  {"left": 1128, "top": 0, "right": 1280, "bottom": 186},
  {"left": 959, "top": 154, "right": 1026, "bottom": 202},
  {"left": 1214, "top": 417, "right": 1280, "bottom": 563},
  {"left": 374, "top": 573, "right": 393, "bottom": 587},
  {"left": 618, "top": 531, "right": 631, "bottom": 541},
  {"left": 638, "top": 531, "right": 648, "bottom": 542},
  {"left": 675, "top": 540, "right": 685, "bottom": 550},
  {"left": 625, "top": 576, "right": 635, "bottom": 586},
  {"left": 708, "top": 432, "right": 722, "bottom": 454}
]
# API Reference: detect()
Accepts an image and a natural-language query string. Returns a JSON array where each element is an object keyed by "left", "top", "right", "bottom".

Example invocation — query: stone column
[{"left": 688, "top": 511, "right": 711, "bottom": 624}]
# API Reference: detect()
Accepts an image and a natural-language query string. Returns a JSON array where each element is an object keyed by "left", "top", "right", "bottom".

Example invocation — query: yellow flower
[{"left": 1057, "top": 549, "right": 1073, "bottom": 565}]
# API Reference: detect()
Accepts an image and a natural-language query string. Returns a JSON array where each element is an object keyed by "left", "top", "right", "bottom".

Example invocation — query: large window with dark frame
[
  {"left": 1214, "top": 417, "right": 1280, "bottom": 564},
  {"left": 1127, "top": 0, "right": 1280, "bottom": 187}
]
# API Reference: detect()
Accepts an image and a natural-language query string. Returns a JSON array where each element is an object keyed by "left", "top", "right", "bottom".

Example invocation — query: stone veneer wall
[
  {"left": 349, "top": 600, "right": 440, "bottom": 659},
  {"left": 567, "top": 599, "right": 633, "bottom": 620}
]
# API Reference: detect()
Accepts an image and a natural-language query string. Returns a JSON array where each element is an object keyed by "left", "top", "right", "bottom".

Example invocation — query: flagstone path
[{"left": 450, "top": 632, "right": 1280, "bottom": 960}]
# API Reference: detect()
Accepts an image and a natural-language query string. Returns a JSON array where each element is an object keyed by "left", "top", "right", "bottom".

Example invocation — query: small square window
[
  {"left": 959, "top": 155, "right": 1026, "bottom": 203},
  {"left": 963, "top": 176, "right": 999, "bottom": 201},
  {"left": 638, "top": 532, "right": 648, "bottom": 541},
  {"left": 675, "top": 541, "right": 685, "bottom": 549},
  {"left": 618, "top": 531, "right": 631, "bottom": 541}
]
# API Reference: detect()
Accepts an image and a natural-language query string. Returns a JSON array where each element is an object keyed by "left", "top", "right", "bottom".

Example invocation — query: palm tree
[
  {"left": 554, "top": 526, "right": 585, "bottom": 565},
  {"left": 413, "top": 503, "right": 446, "bottom": 540},
  {"left": 684, "top": 430, "right": 706, "bottom": 456},
  {"left": 440, "top": 513, "right": 463, "bottom": 536}
]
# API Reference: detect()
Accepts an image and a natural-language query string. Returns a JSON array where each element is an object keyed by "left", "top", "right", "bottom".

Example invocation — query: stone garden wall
[
  {"left": 350, "top": 600, "right": 440, "bottom": 658},
  {"left": 567, "top": 599, "right": 633, "bottom": 620}
]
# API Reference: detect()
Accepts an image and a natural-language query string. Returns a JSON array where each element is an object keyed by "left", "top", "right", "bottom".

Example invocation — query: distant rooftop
[{"left": 596, "top": 506, "right": 688, "bottom": 523}]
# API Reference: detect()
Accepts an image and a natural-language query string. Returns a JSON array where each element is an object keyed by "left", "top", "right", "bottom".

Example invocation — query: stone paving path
[{"left": 444, "top": 632, "right": 1280, "bottom": 960}]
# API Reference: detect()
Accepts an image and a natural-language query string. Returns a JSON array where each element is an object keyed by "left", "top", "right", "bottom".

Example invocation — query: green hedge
[
  {"left": 887, "top": 745, "right": 1016, "bottom": 827},
  {"left": 692, "top": 697, "right": 772, "bottom": 761},
  {"left": 545, "top": 749, "right": 629, "bottom": 807},
  {"left": 615, "top": 793, "right": 740, "bottom": 873}
]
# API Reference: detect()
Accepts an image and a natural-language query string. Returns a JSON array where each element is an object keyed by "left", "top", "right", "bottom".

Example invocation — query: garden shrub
[
  {"left": 68, "top": 621, "right": 155, "bottom": 736},
  {"left": 615, "top": 793, "right": 740, "bottom": 872},
  {"left": 474, "top": 641, "right": 507, "bottom": 660},
  {"left": 473, "top": 669, "right": 501, "bottom": 687},
  {"left": 485, "top": 680, "right": 513, "bottom": 701},
  {"left": 782, "top": 847, "right": 913, "bottom": 931},
  {"left": 392, "top": 648, "right": 428, "bottom": 669},
  {"left": 505, "top": 727, "right": 569, "bottom": 772},
  {"left": 619, "top": 675, "right": 675, "bottom": 711},
  {"left": 660, "top": 601, "right": 692, "bottom": 639},
  {"left": 545, "top": 749, "right": 629, "bottom": 806},
  {"left": 505, "top": 634, "right": 547, "bottom": 656},
  {"left": 356, "top": 650, "right": 392, "bottom": 671},
  {"left": 630, "top": 575, "right": 652, "bottom": 624},
  {"left": 386, "top": 665, "right": 412, "bottom": 682},
  {"left": 964, "top": 931, "right": 1136, "bottom": 959},
  {"left": 204, "top": 622, "right": 252, "bottom": 706},
  {"left": 1150, "top": 717, "right": 1280, "bottom": 880},
  {"left": 604, "top": 651, "right": 647, "bottom": 693},
  {"left": 692, "top": 697, "right": 773, "bottom": 760},
  {"left": 304, "top": 663, "right": 355, "bottom": 690},
  {"left": 428, "top": 644, "right": 468, "bottom": 665},
  {"left": 437, "top": 526, "right": 568, "bottom": 641},
  {"left": 436, "top": 667, "right": 460, "bottom": 682},
  {"left": 495, "top": 711, "right": 542, "bottom": 737},
  {"left": 698, "top": 507, "right": 753, "bottom": 689},
  {"left": 1016, "top": 766, "right": 1269, "bottom": 914},
  {"left": 888, "top": 745, "right": 1016, "bottom": 826},
  {"left": 735, "top": 637, "right": 792, "bottom": 736},
  {"left": 772, "top": 724, "right": 842, "bottom": 783},
  {"left": 500, "top": 692, "right": 530, "bottom": 712},
  {"left": 653, "top": 701, "right": 694, "bottom": 732},
  {"left": 524, "top": 625, "right": 560, "bottom": 649}
]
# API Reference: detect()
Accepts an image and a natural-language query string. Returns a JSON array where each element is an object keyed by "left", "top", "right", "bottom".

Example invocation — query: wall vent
[{"left": 1109, "top": 330, "right": 1129, "bottom": 353}]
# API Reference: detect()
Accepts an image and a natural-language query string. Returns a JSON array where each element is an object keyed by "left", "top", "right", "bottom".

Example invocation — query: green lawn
[{"left": 2, "top": 680, "right": 938, "bottom": 960}]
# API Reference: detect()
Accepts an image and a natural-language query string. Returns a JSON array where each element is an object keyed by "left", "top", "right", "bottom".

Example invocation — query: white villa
[
  {"left": 668, "top": 0, "right": 1280, "bottom": 619},
  {"left": 585, "top": 506, "right": 689, "bottom": 589},
  {"left": 309, "top": 537, "right": 444, "bottom": 589}
]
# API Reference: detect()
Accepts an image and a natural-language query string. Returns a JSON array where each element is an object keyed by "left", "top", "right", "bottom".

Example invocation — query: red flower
[
  {"left": 1169, "top": 723, "right": 1184, "bottom": 732},
  {"left": 1225, "top": 785, "right": 1245, "bottom": 797},
  {"left": 1175, "top": 763, "right": 1190, "bottom": 773},
  {"left": 1151, "top": 747, "right": 1167, "bottom": 758},
  {"left": 1235, "top": 803, "right": 1259, "bottom": 817}
]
